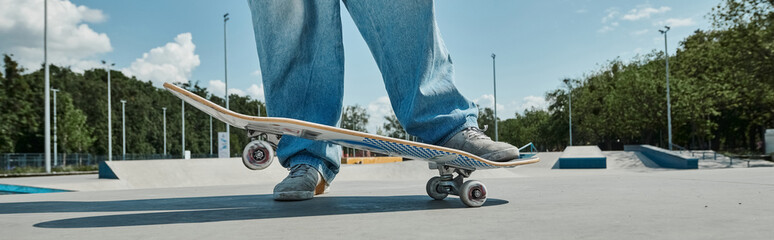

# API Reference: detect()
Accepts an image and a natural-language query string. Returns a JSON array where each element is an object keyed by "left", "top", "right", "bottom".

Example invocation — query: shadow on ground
[{"left": 0, "top": 194, "right": 507, "bottom": 228}]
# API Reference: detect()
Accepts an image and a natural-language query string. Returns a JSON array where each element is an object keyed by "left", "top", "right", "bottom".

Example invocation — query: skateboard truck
[
  {"left": 427, "top": 162, "right": 487, "bottom": 207},
  {"left": 242, "top": 130, "right": 281, "bottom": 170}
]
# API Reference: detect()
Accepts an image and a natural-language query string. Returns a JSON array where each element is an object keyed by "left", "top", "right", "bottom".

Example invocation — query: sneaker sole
[
  {"left": 481, "top": 148, "right": 520, "bottom": 162},
  {"left": 273, "top": 191, "right": 314, "bottom": 201},
  {"left": 273, "top": 178, "right": 329, "bottom": 201}
]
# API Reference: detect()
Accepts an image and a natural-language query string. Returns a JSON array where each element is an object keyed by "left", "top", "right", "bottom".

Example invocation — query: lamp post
[
  {"left": 44, "top": 0, "right": 51, "bottom": 173},
  {"left": 223, "top": 13, "right": 230, "bottom": 157},
  {"left": 102, "top": 60, "right": 115, "bottom": 161},
  {"left": 181, "top": 100, "right": 185, "bottom": 156},
  {"left": 659, "top": 26, "right": 673, "bottom": 150},
  {"left": 491, "top": 53, "right": 499, "bottom": 141},
  {"left": 162, "top": 107, "right": 167, "bottom": 156},
  {"left": 563, "top": 79, "right": 573, "bottom": 146},
  {"left": 121, "top": 100, "right": 126, "bottom": 160},
  {"left": 210, "top": 116, "right": 213, "bottom": 156},
  {"left": 51, "top": 88, "right": 59, "bottom": 166}
]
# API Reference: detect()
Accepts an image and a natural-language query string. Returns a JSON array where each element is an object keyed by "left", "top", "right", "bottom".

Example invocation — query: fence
[
  {"left": 665, "top": 147, "right": 763, "bottom": 168},
  {"left": 2, "top": 153, "right": 218, "bottom": 170}
]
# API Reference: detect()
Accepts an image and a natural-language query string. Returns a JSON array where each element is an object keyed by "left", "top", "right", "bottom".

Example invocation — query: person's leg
[
  {"left": 343, "top": 0, "right": 520, "bottom": 161},
  {"left": 342, "top": 0, "right": 477, "bottom": 145},
  {"left": 247, "top": 0, "right": 343, "bottom": 197}
]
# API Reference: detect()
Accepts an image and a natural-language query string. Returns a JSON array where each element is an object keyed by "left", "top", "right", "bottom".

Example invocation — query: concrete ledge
[
  {"left": 98, "top": 162, "right": 118, "bottom": 179},
  {"left": 95, "top": 158, "right": 291, "bottom": 189},
  {"left": 624, "top": 145, "right": 698, "bottom": 169},
  {"left": 557, "top": 146, "right": 607, "bottom": 169}
]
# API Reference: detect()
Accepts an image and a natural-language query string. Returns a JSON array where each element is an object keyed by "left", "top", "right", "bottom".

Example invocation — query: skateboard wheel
[
  {"left": 460, "top": 180, "right": 487, "bottom": 207},
  {"left": 426, "top": 176, "right": 448, "bottom": 200},
  {"left": 242, "top": 140, "right": 274, "bottom": 170}
]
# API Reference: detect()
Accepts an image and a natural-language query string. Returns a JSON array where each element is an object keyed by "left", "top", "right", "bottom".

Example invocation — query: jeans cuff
[
  {"left": 288, "top": 152, "right": 339, "bottom": 183},
  {"left": 435, "top": 115, "right": 480, "bottom": 145}
]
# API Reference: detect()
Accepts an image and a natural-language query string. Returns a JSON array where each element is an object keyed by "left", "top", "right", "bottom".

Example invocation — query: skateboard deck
[
  {"left": 163, "top": 82, "right": 539, "bottom": 170},
  {"left": 164, "top": 83, "right": 539, "bottom": 170}
]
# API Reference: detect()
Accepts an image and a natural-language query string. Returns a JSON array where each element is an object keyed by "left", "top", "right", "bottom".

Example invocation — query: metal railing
[{"left": 2, "top": 153, "right": 218, "bottom": 170}]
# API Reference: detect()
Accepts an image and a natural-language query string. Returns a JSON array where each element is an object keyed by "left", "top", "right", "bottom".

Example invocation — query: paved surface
[{"left": 1, "top": 152, "right": 773, "bottom": 239}]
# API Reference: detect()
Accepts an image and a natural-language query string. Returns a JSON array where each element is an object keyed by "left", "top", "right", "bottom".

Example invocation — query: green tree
[
  {"left": 382, "top": 113, "right": 407, "bottom": 139},
  {"left": 56, "top": 92, "right": 96, "bottom": 165},
  {"left": 477, "top": 107, "right": 498, "bottom": 139},
  {"left": 341, "top": 105, "right": 369, "bottom": 132},
  {"left": 3, "top": 55, "right": 42, "bottom": 152},
  {"left": 500, "top": 108, "right": 555, "bottom": 151},
  {"left": 0, "top": 65, "right": 10, "bottom": 152}
]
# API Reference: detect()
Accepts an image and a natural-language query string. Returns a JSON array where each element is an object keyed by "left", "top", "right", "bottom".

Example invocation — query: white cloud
[
  {"left": 598, "top": 25, "right": 614, "bottom": 33},
  {"left": 208, "top": 80, "right": 226, "bottom": 96},
  {"left": 576, "top": 9, "right": 588, "bottom": 14},
  {"left": 473, "top": 94, "right": 506, "bottom": 113},
  {"left": 229, "top": 88, "right": 246, "bottom": 97},
  {"left": 601, "top": 8, "right": 619, "bottom": 23},
  {"left": 631, "top": 29, "right": 650, "bottom": 36},
  {"left": 658, "top": 18, "right": 696, "bottom": 27},
  {"left": 622, "top": 6, "right": 671, "bottom": 21},
  {"left": 246, "top": 84, "right": 265, "bottom": 101},
  {"left": 251, "top": 69, "right": 261, "bottom": 76},
  {"left": 366, "top": 96, "right": 394, "bottom": 133},
  {"left": 208, "top": 79, "right": 264, "bottom": 101},
  {"left": 517, "top": 96, "right": 548, "bottom": 112},
  {"left": 0, "top": 0, "right": 112, "bottom": 72},
  {"left": 121, "top": 33, "right": 200, "bottom": 86},
  {"left": 598, "top": 8, "right": 620, "bottom": 33}
]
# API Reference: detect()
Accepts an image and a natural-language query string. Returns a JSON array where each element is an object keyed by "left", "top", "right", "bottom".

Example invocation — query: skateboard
[{"left": 164, "top": 83, "right": 540, "bottom": 207}]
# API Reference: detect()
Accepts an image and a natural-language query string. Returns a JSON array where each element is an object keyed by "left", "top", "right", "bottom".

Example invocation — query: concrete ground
[{"left": 1, "top": 152, "right": 773, "bottom": 239}]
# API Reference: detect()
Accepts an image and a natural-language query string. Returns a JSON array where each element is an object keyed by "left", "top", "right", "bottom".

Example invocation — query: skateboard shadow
[{"left": 0, "top": 194, "right": 507, "bottom": 228}]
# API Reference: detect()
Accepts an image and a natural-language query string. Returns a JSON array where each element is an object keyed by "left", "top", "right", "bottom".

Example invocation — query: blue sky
[{"left": 1, "top": 0, "right": 720, "bottom": 132}]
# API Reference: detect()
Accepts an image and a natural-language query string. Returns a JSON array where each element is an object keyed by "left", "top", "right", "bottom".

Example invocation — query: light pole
[
  {"left": 491, "top": 53, "right": 498, "bottom": 141},
  {"left": 659, "top": 26, "right": 673, "bottom": 150},
  {"left": 102, "top": 60, "right": 115, "bottom": 161},
  {"left": 223, "top": 13, "right": 230, "bottom": 156},
  {"left": 181, "top": 99, "right": 185, "bottom": 157},
  {"left": 210, "top": 116, "right": 212, "bottom": 156},
  {"left": 121, "top": 100, "right": 126, "bottom": 160},
  {"left": 51, "top": 88, "right": 59, "bottom": 166},
  {"left": 44, "top": 0, "right": 51, "bottom": 173},
  {"left": 162, "top": 107, "right": 167, "bottom": 156},
  {"left": 564, "top": 79, "right": 573, "bottom": 146}
]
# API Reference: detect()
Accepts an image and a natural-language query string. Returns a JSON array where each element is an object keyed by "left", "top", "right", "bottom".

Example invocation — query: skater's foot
[
  {"left": 442, "top": 127, "right": 520, "bottom": 162},
  {"left": 273, "top": 164, "right": 328, "bottom": 201}
]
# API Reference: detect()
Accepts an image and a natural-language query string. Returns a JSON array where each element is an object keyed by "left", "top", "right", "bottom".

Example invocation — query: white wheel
[
  {"left": 242, "top": 140, "right": 274, "bottom": 170},
  {"left": 426, "top": 176, "right": 448, "bottom": 200},
  {"left": 460, "top": 180, "right": 487, "bottom": 207}
]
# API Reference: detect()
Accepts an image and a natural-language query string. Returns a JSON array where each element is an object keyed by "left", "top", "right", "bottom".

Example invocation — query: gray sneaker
[
  {"left": 442, "top": 127, "right": 520, "bottom": 162},
  {"left": 273, "top": 164, "right": 328, "bottom": 201}
]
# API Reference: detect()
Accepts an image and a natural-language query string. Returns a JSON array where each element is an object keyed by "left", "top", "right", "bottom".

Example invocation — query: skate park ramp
[{"left": 556, "top": 146, "right": 607, "bottom": 168}]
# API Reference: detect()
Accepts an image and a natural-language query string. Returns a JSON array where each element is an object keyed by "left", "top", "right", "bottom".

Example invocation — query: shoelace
[
  {"left": 288, "top": 165, "right": 312, "bottom": 178},
  {"left": 463, "top": 127, "right": 491, "bottom": 140}
]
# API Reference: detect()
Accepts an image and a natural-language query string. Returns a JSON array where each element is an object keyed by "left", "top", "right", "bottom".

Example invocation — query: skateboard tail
[{"left": 164, "top": 83, "right": 250, "bottom": 131}]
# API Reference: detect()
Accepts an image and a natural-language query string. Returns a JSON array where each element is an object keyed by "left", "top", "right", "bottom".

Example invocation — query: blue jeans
[{"left": 247, "top": 0, "right": 479, "bottom": 183}]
